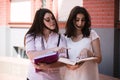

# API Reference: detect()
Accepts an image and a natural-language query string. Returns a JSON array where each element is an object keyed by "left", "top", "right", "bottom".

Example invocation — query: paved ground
[
  {"left": 0, "top": 57, "right": 29, "bottom": 80},
  {"left": 0, "top": 56, "right": 119, "bottom": 80}
]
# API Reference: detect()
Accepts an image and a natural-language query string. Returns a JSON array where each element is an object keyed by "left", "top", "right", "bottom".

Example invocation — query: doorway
[{"left": 114, "top": 0, "right": 120, "bottom": 78}]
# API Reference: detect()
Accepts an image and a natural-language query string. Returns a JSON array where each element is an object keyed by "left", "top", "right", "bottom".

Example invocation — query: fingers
[
  {"left": 33, "top": 63, "right": 42, "bottom": 70},
  {"left": 79, "top": 52, "right": 87, "bottom": 59},
  {"left": 66, "top": 64, "right": 79, "bottom": 70},
  {"left": 51, "top": 47, "right": 70, "bottom": 53},
  {"left": 79, "top": 54, "right": 88, "bottom": 59},
  {"left": 87, "top": 50, "right": 94, "bottom": 57},
  {"left": 33, "top": 63, "right": 50, "bottom": 70},
  {"left": 58, "top": 47, "right": 66, "bottom": 53},
  {"left": 63, "top": 47, "right": 71, "bottom": 50},
  {"left": 78, "top": 48, "right": 88, "bottom": 59},
  {"left": 51, "top": 47, "right": 60, "bottom": 52}
]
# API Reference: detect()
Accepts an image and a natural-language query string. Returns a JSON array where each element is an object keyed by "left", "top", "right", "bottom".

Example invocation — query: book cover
[
  {"left": 58, "top": 57, "right": 97, "bottom": 65},
  {"left": 34, "top": 51, "right": 59, "bottom": 72}
]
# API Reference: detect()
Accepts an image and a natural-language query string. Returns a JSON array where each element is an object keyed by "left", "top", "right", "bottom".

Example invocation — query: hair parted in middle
[
  {"left": 65, "top": 6, "right": 91, "bottom": 38},
  {"left": 26, "top": 8, "right": 59, "bottom": 38}
]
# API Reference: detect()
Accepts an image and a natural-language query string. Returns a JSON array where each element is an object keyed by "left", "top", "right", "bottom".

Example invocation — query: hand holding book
[
  {"left": 33, "top": 62, "right": 51, "bottom": 71},
  {"left": 34, "top": 51, "right": 59, "bottom": 64},
  {"left": 33, "top": 47, "right": 69, "bottom": 72},
  {"left": 34, "top": 51, "right": 59, "bottom": 72}
]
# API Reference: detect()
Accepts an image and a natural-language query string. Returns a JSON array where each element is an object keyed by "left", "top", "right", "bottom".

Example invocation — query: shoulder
[
  {"left": 59, "top": 33, "right": 67, "bottom": 41},
  {"left": 25, "top": 34, "right": 34, "bottom": 40},
  {"left": 25, "top": 34, "right": 41, "bottom": 43},
  {"left": 90, "top": 29, "right": 97, "bottom": 34},
  {"left": 90, "top": 29, "right": 100, "bottom": 40},
  {"left": 60, "top": 34, "right": 71, "bottom": 41},
  {"left": 51, "top": 33, "right": 66, "bottom": 42},
  {"left": 60, "top": 34, "right": 65, "bottom": 38}
]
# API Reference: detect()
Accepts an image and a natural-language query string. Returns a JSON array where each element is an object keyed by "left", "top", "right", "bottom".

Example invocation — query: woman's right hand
[
  {"left": 77, "top": 48, "right": 88, "bottom": 59},
  {"left": 77, "top": 48, "right": 94, "bottom": 59},
  {"left": 50, "top": 47, "right": 68, "bottom": 53}
]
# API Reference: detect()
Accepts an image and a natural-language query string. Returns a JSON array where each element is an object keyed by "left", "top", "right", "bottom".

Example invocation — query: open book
[{"left": 58, "top": 57, "right": 97, "bottom": 65}]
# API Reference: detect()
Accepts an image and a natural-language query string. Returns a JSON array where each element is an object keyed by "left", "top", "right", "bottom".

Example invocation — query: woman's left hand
[{"left": 66, "top": 61, "right": 84, "bottom": 70}]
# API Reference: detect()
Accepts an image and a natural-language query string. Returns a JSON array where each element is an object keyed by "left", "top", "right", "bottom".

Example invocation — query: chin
[
  {"left": 50, "top": 26, "right": 55, "bottom": 29},
  {"left": 76, "top": 27, "right": 82, "bottom": 30}
]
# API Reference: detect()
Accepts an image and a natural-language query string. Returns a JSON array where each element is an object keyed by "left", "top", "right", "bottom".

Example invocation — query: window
[
  {"left": 58, "top": 0, "right": 83, "bottom": 21},
  {"left": 42, "top": 0, "right": 46, "bottom": 8},
  {"left": 10, "top": 0, "right": 31, "bottom": 22}
]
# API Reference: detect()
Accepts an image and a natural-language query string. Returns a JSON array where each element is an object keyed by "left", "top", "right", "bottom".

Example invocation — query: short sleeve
[
  {"left": 25, "top": 34, "right": 35, "bottom": 52},
  {"left": 90, "top": 30, "right": 100, "bottom": 41},
  {"left": 59, "top": 34, "right": 67, "bottom": 47},
  {"left": 58, "top": 34, "right": 67, "bottom": 58}
]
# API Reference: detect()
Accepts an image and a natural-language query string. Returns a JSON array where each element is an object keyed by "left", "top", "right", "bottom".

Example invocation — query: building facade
[{"left": 0, "top": 0, "right": 119, "bottom": 78}]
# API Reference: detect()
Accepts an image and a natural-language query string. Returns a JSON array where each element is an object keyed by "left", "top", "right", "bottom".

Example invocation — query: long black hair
[
  {"left": 65, "top": 6, "right": 91, "bottom": 38},
  {"left": 24, "top": 8, "right": 59, "bottom": 45}
]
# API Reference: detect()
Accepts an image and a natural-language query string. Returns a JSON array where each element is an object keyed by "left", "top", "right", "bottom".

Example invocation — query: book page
[
  {"left": 76, "top": 57, "right": 97, "bottom": 63},
  {"left": 58, "top": 57, "right": 97, "bottom": 65},
  {"left": 58, "top": 57, "right": 76, "bottom": 65}
]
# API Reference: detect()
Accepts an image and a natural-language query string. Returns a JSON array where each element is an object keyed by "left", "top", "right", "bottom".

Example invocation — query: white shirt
[
  {"left": 25, "top": 33, "right": 67, "bottom": 80},
  {"left": 64, "top": 30, "right": 100, "bottom": 80}
]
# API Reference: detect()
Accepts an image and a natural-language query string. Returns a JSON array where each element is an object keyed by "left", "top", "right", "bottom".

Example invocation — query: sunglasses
[{"left": 44, "top": 17, "right": 55, "bottom": 22}]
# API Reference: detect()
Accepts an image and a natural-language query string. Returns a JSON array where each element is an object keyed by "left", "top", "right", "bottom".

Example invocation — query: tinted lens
[{"left": 44, "top": 17, "right": 55, "bottom": 22}]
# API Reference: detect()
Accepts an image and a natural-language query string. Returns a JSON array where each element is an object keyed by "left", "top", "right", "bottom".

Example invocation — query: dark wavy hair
[
  {"left": 24, "top": 8, "right": 59, "bottom": 45},
  {"left": 64, "top": 6, "right": 91, "bottom": 38}
]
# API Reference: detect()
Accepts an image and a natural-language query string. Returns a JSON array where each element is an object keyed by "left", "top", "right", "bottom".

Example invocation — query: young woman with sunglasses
[{"left": 24, "top": 8, "right": 67, "bottom": 80}]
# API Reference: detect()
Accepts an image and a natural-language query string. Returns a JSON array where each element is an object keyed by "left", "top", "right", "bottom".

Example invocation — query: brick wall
[
  {"left": 83, "top": 0, "right": 115, "bottom": 28},
  {"left": 0, "top": 0, "right": 10, "bottom": 26},
  {"left": 0, "top": 0, "right": 115, "bottom": 29}
]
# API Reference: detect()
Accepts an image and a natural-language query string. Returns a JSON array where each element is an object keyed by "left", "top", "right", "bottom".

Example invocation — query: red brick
[{"left": 84, "top": 0, "right": 115, "bottom": 28}]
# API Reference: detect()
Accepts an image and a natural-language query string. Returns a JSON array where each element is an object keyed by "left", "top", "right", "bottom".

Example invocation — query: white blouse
[
  {"left": 66, "top": 30, "right": 100, "bottom": 60},
  {"left": 25, "top": 32, "right": 67, "bottom": 80},
  {"left": 64, "top": 30, "right": 100, "bottom": 80}
]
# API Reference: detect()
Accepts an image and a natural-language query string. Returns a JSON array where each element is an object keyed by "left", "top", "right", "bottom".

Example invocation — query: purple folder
[{"left": 34, "top": 52, "right": 59, "bottom": 72}]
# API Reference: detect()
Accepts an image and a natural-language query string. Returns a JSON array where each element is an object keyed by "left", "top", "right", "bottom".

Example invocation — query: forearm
[
  {"left": 26, "top": 47, "right": 62, "bottom": 60},
  {"left": 95, "top": 55, "right": 102, "bottom": 63},
  {"left": 91, "top": 52, "right": 102, "bottom": 64},
  {"left": 87, "top": 50, "right": 102, "bottom": 63},
  {"left": 87, "top": 50, "right": 95, "bottom": 57},
  {"left": 26, "top": 49, "right": 56, "bottom": 60}
]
